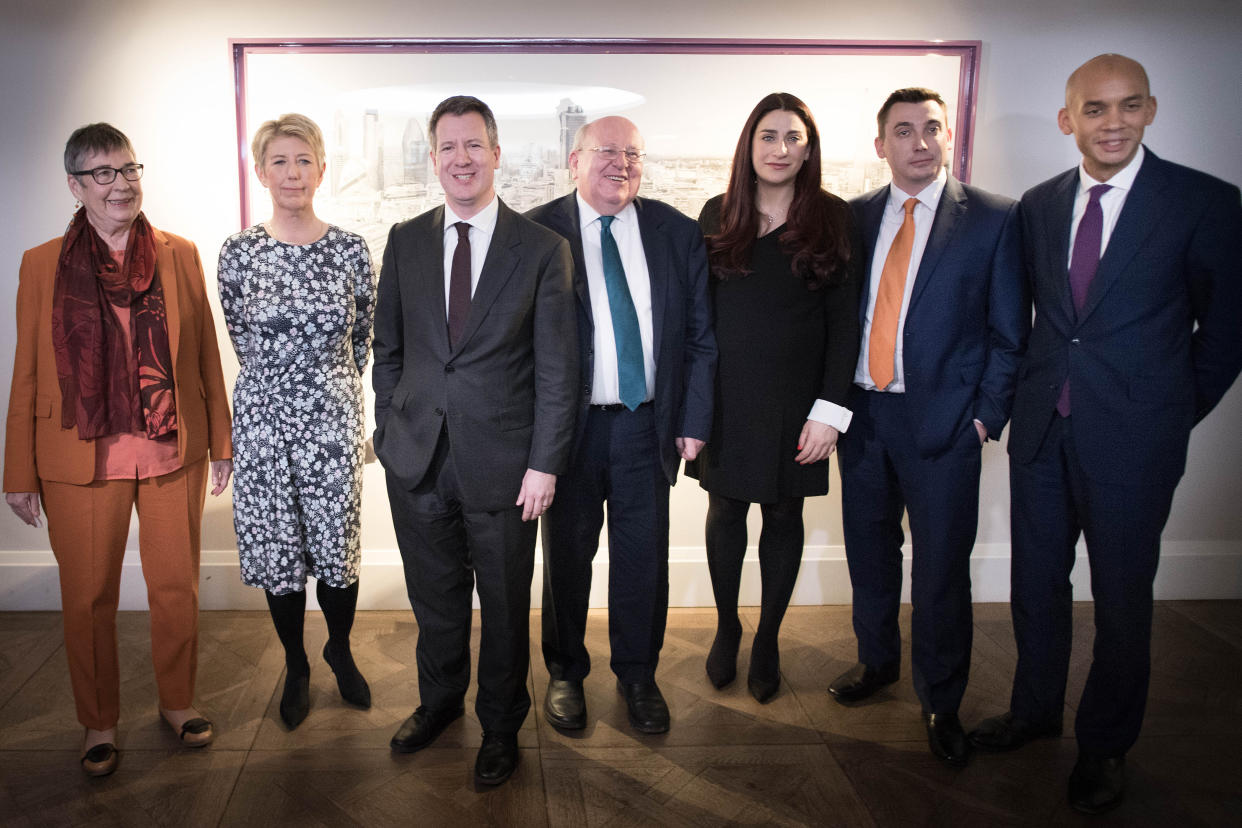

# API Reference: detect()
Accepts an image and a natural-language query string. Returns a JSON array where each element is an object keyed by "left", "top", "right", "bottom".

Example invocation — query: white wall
[{"left": 2, "top": 0, "right": 1240, "bottom": 609}]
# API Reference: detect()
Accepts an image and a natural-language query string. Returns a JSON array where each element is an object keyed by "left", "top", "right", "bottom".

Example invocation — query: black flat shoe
[
  {"left": 617, "top": 679, "right": 670, "bottom": 734},
  {"left": 967, "top": 711, "right": 1062, "bottom": 752},
  {"left": 705, "top": 625, "right": 741, "bottom": 689},
  {"left": 474, "top": 732, "right": 519, "bottom": 785},
  {"left": 390, "top": 704, "right": 464, "bottom": 753},
  {"left": 1068, "top": 753, "right": 1126, "bottom": 815},
  {"left": 924, "top": 712, "right": 970, "bottom": 767},
  {"left": 81, "top": 742, "right": 119, "bottom": 777},
  {"left": 279, "top": 673, "right": 310, "bottom": 730},
  {"left": 323, "top": 642, "right": 372, "bottom": 708},
  {"left": 544, "top": 679, "right": 586, "bottom": 730},
  {"left": 827, "top": 662, "right": 899, "bottom": 704}
]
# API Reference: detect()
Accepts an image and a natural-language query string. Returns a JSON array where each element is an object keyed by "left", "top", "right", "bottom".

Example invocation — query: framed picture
[{"left": 231, "top": 37, "right": 980, "bottom": 261}]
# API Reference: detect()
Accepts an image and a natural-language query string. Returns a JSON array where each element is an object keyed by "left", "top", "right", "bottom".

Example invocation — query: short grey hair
[{"left": 64, "top": 123, "right": 135, "bottom": 174}]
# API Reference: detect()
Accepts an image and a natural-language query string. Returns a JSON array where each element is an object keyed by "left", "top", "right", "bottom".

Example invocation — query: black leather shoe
[
  {"left": 279, "top": 672, "right": 310, "bottom": 730},
  {"left": 968, "top": 711, "right": 1063, "bottom": 752},
  {"left": 705, "top": 624, "right": 741, "bottom": 689},
  {"left": 617, "top": 679, "right": 670, "bottom": 734},
  {"left": 390, "top": 705, "right": 464, "bottom": 753},
  {"left": 1068, "top": 753, "right": 1126, "bottom": 815},
  {"left": 827, "top": 662, "right": 899, "bottom": 703},
  {"left": 323, "top": 642, "right": 372, "bottom": 708},
  {"left": 474, "top": 732, "right": 519, "bottom": 785},
  {"left": 544, "top": 679, "right": 586, "bottom": 730},
  {"left": 924, "top": 712, "right": 970, "bottom": 766}
]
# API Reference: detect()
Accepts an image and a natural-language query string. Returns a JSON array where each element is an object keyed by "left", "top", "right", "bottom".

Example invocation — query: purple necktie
[
  {"left": 448, "top": 222, "right": 471, "bottom": 349},
  {"left": 1056, "top": 183, "right": 1111, "bottom": 416}
]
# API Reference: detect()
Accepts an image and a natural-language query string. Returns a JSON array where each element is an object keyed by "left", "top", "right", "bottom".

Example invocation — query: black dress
[{"left": 686, "top": 193, "right": 861, "bottom": 503}]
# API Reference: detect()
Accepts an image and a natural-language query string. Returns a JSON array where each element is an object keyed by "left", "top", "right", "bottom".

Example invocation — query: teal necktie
[{"left": 599, "top": 215, "right": 646, "bottom": 411}]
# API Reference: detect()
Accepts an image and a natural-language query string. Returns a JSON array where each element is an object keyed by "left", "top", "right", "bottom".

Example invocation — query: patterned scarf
[{"left": 51, "top": 208, "right": 177, "bottom": 440}]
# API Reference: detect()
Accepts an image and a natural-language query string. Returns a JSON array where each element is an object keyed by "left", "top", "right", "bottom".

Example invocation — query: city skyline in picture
[{"left": 240, "top": 47, "right": 970, "bottom": 265}]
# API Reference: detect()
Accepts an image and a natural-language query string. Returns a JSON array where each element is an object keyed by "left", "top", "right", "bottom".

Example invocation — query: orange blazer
[{"left": 4, "top": 227, "right": 233, "bottom": 490}]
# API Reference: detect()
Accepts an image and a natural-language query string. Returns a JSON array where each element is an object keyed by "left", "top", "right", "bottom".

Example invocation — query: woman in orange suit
[{"left": 3, "top": 123, "right": 233, "bottom": 777}]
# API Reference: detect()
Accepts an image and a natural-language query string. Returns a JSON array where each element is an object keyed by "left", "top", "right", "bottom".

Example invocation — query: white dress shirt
[
  {"left": 576, "top": 193, "right": 656, "bottom": 405},
  {"left": 441, "top": 196, "right": 499, "bottom": 315},
  {"left": 1068, "top": 145, "right": 1145, "bottom": 266},
  {"left": 854, "top": 169, "right": 948, "bottom": 393}
]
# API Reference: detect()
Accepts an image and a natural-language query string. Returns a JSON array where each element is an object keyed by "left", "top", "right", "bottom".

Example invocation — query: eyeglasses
[
  {"left": 71, "top": 164, "right": 144, "bottom": 184},
  {"left": 584, "top": 146, "right": 646, "bottom": 164}
]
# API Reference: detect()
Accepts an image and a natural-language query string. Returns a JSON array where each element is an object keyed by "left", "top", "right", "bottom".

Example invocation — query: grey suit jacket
[{"left": 372, "top": 199, "right": 578, "bottom": 510}]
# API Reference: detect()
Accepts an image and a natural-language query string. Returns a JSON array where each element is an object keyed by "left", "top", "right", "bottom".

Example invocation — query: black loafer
[
  {"left": 1068, "top": 753, "right": 1126, "bottom": 815},
  {"left": 279, "top": 673, "right": 310, "bottom": 730},
  {"left": 617, "top": 679, "right": 670, "bottom": 734},
  {"left": 544, "top": 679, "right": 586, "bottom": 730},
  {"left": 81, "top": 742, "right": 119, "bottom": 777},
  {"left": 474, "top": 731, "right": 519, "bottom": 785},
  {"left": 827, "top": 662, "right": 899, "bottom": 704},
  {"left": 390, "top": 704, "right": 464, "bottom": 753},
  {"left": 323, "top": 643, "right": 372, "bottom": 708},
  {"left": 924, "top": 712, "right": 970, "bottom": 766},
  {"left": 968, "top": 711, "right": 1062, "bottom": 752}
]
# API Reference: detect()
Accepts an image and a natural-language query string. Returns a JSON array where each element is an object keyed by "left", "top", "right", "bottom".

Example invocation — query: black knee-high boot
[
  {"left": 266, "top": 589, "right": 311, "bottom": 728},
  {"left": 317, "top": 579, "right": 370, "bottom": 708},
  {"left": 705, "top": 493, "right": 750, "bottom": 688},
  {"left": 748, "top": 497, "right": 806, "bottom": 702}
]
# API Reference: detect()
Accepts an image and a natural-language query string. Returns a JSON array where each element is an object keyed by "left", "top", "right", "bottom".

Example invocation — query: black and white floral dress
[{"left": 218, "top": 225, "right": 375, "bottom": 595}]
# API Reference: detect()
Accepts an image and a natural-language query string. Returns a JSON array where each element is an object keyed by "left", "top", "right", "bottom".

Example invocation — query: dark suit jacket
[
  {"left": 371, "top": 199, "right": 578, "bottom": 510},
  {"left": 525, "top": 193, "right": 717, "bottom": 484},
  {"left": 850, "top": 176, "right": 1027, "bottom": 457},
  {"left": 1009, "top": 149, "right": 1242, "bottom": 485}
]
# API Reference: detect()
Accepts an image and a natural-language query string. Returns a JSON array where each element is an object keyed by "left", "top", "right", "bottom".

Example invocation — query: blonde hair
[{"left": 251, "top": 113, "right": 325, "bottom": 168}]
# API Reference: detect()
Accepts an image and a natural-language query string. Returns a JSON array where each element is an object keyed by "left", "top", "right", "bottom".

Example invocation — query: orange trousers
[{"left": 40, "top": 458, "right": 207, "bottom": 730}]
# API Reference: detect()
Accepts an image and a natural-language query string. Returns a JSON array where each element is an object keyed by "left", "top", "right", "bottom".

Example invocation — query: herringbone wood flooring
[{"left": 1, "top": 602, "right": 1239, "bottom": 826}]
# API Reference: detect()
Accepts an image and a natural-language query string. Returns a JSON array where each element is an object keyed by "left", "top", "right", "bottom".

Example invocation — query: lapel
[
  {"left": 855, "top": 187, "right": 888, "bottom": 327},
  {"left": 552, "top": 193, "right": 593, "bottom": 325},
  {"left": 907, "top": 176, "right": 967, "bottom": 314},
  {"left": 634, "top": 197, "right": 668, "bottom": 358},
  {"left": 152, "top": 228, "right": 180, "bottom": 368},
  {"left": 454, "top": 199, "right": 522, "bottom": 353},
  {"left": 1077, "top": 149, "right": 1168, "bottom": 324},
  {"left": 418, "top": 206, "right": 452, "bottom": 359},
  {"left": 1044, "top": 168, "right": 1079, "bottom": 322}
]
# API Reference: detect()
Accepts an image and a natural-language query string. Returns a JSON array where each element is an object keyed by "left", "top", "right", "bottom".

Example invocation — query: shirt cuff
[{"left": 807, "top": 399, "right": 853, "bottom": 433}]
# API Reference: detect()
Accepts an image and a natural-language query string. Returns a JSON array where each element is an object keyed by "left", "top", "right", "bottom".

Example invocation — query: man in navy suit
[
  {"left": 969, "top": 55, "right": 1242, "bottom": 814},
  {"left": 526, "top": 116, "right": 716, "bottom": 735},
  {"left": 829, "top": 88, "right": 1027, "bottom": 766}
]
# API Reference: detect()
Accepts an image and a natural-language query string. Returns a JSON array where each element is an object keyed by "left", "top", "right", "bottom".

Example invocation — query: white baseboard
[{"left": 2, "top": 541, "right": 1239, "bottom": 611}]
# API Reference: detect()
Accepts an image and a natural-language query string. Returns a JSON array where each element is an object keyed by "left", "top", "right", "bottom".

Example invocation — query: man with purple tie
[{"left": 970, "top": 55, "right": 1242, "bottom": 815}]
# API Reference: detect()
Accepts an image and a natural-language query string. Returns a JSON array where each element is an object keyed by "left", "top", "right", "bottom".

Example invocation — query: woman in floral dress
[{"left": 218, "top": 114, "right": 375, "bottom": 729}]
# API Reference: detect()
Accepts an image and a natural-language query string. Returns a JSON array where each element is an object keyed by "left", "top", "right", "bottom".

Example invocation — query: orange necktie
[{"left": 868, "top": 197, "right": 919, "bottom": 390}]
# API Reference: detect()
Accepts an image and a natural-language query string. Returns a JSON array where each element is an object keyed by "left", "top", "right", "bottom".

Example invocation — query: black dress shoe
[
  {"left": 827, "top": 662, "right": 899, "bottom": 704},
  {"left": 705, "top": 624, "right": 741, "bottom": 689},
  {"left": 924, "top": 712, "right": 970, "bottom": 766},
  {"left": 474, "top": 732, "right": 519, "bottom": 786},
  {"left": 390, "top": 704, "right": 464, "bottom": 753},
  {"left": 617, "top": 679, "right": 670, "bottom": 734},
  {"left": 968, "top": 711, "right": 1062, "bottom": 752},
  {"left": 544, "top": 679, "right": 586, "bottom": 730},
  {"left": 1068, "top": 753, "right": 1125, "bottom": 815},
  {"left": 279, "top": 672, "right": 310, "bottom": 730},
  {"left": 323, "top": 642, "right": 372, "bottom": 708},
  {"left": 747, "top": 667, "right": 781, "bottom": 704}
]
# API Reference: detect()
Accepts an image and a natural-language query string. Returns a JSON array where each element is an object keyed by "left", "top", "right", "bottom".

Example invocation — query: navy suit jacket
[
  {"left": 1009, "top": 149, "right": 1242, "bottom": 485},
  {"left": 525, "top": 192, "right": 717, "bottom": 484},
  {"left": 372, "top": 199, "right": 578, "bottom": 510},
  {"left": 851, "top": 176, "right": 1027, "bottom": 457}
]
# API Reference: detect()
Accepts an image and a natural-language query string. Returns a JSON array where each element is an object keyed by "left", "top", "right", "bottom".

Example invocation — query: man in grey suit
[{"left": 372, "top": 96, "right": 577, "bottom": 786}]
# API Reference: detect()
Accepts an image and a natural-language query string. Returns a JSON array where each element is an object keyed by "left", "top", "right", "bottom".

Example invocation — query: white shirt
[
  {"left": 441, "top": 196, "right": 499, "bottom": 315},
  {"left": 576, "top": 193, "right": 656, "bottom": 405},
  {"left": 854, "top": 169, "right": 948, "bottom": 393},
  {"left": 1068, "top": 145, "right": 1144, "bottom": 266}
]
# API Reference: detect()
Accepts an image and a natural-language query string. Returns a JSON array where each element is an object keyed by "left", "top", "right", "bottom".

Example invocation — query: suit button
[
  {"left": 1071, "top": 338, "right": 1080, "bottom": 345},
  {"left": 445, "top": 364, "right": 455, "bottom": 373},
  {"left": 434, "top": 407, "right": 444, "bottom": 416}
]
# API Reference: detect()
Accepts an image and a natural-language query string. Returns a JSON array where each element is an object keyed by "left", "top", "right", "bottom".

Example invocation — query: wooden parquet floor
[{"left": 1, "top": 602, "right": 1239, "bottom": 826}]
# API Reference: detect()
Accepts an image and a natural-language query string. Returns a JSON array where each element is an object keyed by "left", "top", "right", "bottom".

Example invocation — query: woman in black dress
[{"left": 687, "top": 92, "right": 860, "bottom": 702}]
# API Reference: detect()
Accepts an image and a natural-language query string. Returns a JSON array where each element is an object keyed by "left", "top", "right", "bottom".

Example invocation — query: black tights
[
  {"left": 264, "top": 580, "right": 360, "bottom": 676},
  {"left": 705, "top": 493, "right": 805, "bottom": 675}
]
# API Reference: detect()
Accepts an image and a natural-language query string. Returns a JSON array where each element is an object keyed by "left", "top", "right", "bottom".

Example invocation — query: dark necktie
[
  {"left": 599, "top": 215, "right": 646, "bottom": 411},
  {"left": 1056, "top": 183, "right": 1112, "bottom": 416},
  {"left": 448, "top": 221, "right": 471, "bottom": 349}
]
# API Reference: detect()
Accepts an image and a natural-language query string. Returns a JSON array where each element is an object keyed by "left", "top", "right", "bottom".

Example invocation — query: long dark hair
[{"left": 707, "top": 92, "right": 851, "bottom": 289}]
